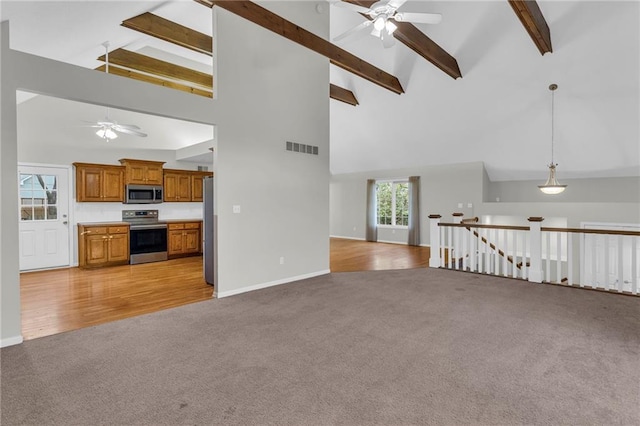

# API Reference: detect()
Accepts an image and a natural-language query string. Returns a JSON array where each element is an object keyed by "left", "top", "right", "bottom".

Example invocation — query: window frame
[{"left": 375, "top": 178, "right": 409, "bottom": 229}]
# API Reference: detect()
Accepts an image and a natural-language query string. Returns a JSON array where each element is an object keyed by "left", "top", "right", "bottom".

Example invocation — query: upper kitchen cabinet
[
  {"left": 74, "top": 163, "right": 125, "bottom": 202},
  {"left": 119, "top": 159, "right": 165, "bottom": 185},
  {"left": 190, "top": 171, "right": 214, "bottom": 202},
  {"left": 164, "top": 169, "right": 191, "bottom": 202}
]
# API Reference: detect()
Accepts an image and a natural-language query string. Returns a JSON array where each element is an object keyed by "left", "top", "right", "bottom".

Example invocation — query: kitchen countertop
[{"left": 164, "top": 219, "right": 203, "bottom": 223}]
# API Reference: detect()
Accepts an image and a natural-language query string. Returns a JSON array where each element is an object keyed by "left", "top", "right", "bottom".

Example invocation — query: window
[
  {"left": 20, "top": 174, "right": 58, "bottom": 221},
  {"left": 376, "top": 180, "right": 408, "bottom": 227}
]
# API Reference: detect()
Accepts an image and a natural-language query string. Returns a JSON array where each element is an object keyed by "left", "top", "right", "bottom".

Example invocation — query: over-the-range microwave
[{"left": 125, "top": 184, "right": 163, "bottom": 204}]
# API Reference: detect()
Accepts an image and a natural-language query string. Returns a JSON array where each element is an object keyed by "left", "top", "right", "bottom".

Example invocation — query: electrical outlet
[
  {"left": 457, "top": 203, "right": 463, "bottom": 209},
  {"left": 233, "top": 205, "right": 241, "bottom": 214},
  {"left": 353, "top": 226, "right": 356, "bottom": 231},
  {"left": 279, "top": 257, "right": 285, "bottom": 265}
]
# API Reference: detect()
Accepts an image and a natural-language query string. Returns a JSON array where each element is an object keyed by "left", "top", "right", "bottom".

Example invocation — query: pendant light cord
[{"left": 551, "top": 87, "right": 555, "bottom": 165}]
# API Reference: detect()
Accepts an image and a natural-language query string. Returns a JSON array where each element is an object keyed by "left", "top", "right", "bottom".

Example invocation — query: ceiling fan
[
  {"left": 333, "top": 0, "right": 442, "bottom": 48},
  {"left": 87, "top": 42, "right": 147, "bottom": 141}
]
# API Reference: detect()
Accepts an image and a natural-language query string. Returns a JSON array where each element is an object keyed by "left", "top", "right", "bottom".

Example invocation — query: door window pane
[{"left": 19, "top": 173, "right": 58, "bottom": 221}]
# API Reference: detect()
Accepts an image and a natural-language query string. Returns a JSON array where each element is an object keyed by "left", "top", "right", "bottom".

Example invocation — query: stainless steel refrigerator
[{"left": 203, "top": 176, "right": 216, "bottom": 286}]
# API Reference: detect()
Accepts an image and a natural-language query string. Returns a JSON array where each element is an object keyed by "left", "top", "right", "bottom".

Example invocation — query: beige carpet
[{"left": 2, "top": 268, "right": 639, "bottom": 425}]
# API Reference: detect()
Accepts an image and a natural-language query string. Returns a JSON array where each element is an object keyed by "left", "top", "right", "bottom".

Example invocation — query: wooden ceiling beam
[
  {"left": 121, "top": 12, "right": 213, "bottom": 56},
  {"left": 508, "top": 0, "right": 552, "bottom": 55},
  {"left": 345, "top": 0, "right": 462, "bottom": 80},
  {"left": 96, "top": 64, "right": 213, "bottom": 98},
  {"left": 201, "top": 0, "right": 404, "bottom": 95},
  {"left": 98, "top": 48, "right": 213, "bottom": 89},
  {"left": 330, "top": 84, "right": 359, "bottom": 106}
]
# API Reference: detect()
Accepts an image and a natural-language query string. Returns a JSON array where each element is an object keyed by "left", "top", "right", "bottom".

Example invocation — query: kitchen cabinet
[
  {"left": 78, "top": 224, "right": 130, "bottom": 268},
  {"left": 190, "top": 171, "right": 214, "bottom": 202},
  {"left": 119, "top": 159, "right": 165, "bottom": 185},
  {"left": 168, "top": 221, "right": 201, "bottom": 258},
  {"left": 74, "top": 163, "right": 125, "bottom": 202},
  {"left": 163, "top": 170, "right": 192, "bottom": 202}
]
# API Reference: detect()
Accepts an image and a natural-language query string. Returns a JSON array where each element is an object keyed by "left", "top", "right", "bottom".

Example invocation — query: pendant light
[{"left": 538, "top": 83, "right": 567, "bottom": 194}]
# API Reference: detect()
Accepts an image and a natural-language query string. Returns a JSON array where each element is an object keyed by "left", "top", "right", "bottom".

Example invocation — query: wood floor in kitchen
[{"left": 21, "top": 238, "right": 430, "bottom": 340}]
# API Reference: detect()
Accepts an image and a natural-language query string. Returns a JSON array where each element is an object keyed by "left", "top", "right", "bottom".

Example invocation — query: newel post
[
  {"left": 528, "top": 217, "right": 544, "bottom": 283},
  {"left": 428, "top": 215, "right": 442, "bottom": 268}
]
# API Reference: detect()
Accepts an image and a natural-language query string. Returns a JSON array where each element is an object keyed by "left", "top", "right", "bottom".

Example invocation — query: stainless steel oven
[{"left": 123, "top": 210, "right": 167, "bottom": 264}]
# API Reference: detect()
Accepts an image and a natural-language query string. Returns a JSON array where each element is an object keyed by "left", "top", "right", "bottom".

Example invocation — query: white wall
[
  {"left": 212, "top": 3, "right": 330, "bottom": 297},
  {"left": 330, "top": 162, "right": 485, "bottom": 244}
]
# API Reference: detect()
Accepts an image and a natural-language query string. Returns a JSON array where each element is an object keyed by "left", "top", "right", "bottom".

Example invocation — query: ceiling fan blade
[
  {"left": 114, "top": 126, "right": 147, "bottom": 137},
  {"left": 333, "top": 20, "right": 373, "bottom": 42},
  {"left": 331, "top": 1, "right": 372, "bottom": 14},
  {"left": 393, "top": 12, "right": 442, "bottom": 24},
  {"left": 387, "top": 0, "right": 408, "bottom": 11},
  {"left": 380, "top": 29, "right": 396, "bottom": 48},
  {"left": 114, "top": 123, "right": 141, "bottom": 130}
]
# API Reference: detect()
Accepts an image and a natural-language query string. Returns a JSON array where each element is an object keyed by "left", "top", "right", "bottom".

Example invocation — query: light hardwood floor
[{"left": 21, "top": 238, "right": 431, "bottom": 340}]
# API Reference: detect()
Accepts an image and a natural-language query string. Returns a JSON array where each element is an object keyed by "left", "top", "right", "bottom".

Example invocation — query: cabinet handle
[
  {"left": 109, "top": 235, "right": 113, "bottom": 239},
  {"left": 102, "top": 236, "right": 108, "bottom": 239},
  {"left": 80, "top": 231, "right": 92, "bottom": 236}
]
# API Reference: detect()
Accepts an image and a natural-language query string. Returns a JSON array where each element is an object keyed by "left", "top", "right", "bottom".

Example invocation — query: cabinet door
[
  {"left": 183, "top": 229, "right": 200, "bottom": 254},
  {"left": 145, "top": 165, "right": 164, "bottom": 186},
  {"left": 85, "top": 235, "right": 109, "bottom": 265},
  {"left": 191, "top": 175, "right": 204, "bottom": 202},
  {"left": 102, "top": 167, "right": 124, "bottom": 202},
  {"left": 108, "top": 233, "right": 129, "bottom": 262},
  {"left": 164, "top": 174, "right": 178, "bottom": 202},
  {"left": 77, "top": 166, "right": 103, "bottom": 201},
  {"left": 177, "top": 174, "right": 191, "bottom": 201},
  {"left": 127, "top": 164, "right": 147, "bottom": 184},
  {"left": 168, "top": 230, "right": 184, "bottom": 255}
]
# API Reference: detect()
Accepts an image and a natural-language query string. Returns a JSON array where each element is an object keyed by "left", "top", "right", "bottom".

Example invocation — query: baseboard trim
[
  {"left": 377, "top": 239, "right": 407, "bottom": 245},
  {"left": 330, "top": 235, "right": 365, "bottom": 241},
  {"left": 1, "top": 335, "right": 24, "bottom": 348},
  {"left": 215, "top": 269, "right": 331, "bottom": 299}
]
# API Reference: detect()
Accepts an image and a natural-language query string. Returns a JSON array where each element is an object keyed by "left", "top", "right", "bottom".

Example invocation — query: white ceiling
[{"left": 2, "top": 1, "right": 639, "bottom": 181}]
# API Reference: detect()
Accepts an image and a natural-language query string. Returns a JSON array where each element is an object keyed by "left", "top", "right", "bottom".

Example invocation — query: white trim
[
  {"left": 215, "top": 269, "right": 331, "bottom": 299},
  {"left": 1, "top": 335, "right": 24, "bottom": 348},
  {"left": 329, "top": 235, "right": 365, "bottom": 241},
  {"left": 377, "top": 224, "right": 409, "bottom": 230},
  {"left": 377, "top": 239, "right": 408, "bottom": 245}
]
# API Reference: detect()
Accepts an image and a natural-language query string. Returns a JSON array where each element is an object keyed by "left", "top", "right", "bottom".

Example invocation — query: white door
[{"left": 18, "top": 165, "right": 71, "bottom": 271}]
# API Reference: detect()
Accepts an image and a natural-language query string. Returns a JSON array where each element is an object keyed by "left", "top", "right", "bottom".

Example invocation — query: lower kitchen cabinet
[
  {"left": 78, "top": 224, "right": 130, "bottom": 268},
  {"left": 168, "top": 221, "right": 201, "bottom": 258}
]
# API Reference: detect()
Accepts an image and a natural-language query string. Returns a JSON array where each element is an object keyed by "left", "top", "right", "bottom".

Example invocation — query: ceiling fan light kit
[
  {"left": 538, "top": 83, "right": 567, "bottom": 195},
  {"left": 96, "top": 127, "right": 118, "bottom": 140},
  {"left": 333, "top": 0, "right": 441, "bottom": 48}
]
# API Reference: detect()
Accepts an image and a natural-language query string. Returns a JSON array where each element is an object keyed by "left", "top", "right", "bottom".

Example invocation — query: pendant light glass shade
[
  {"left": 539, "top": 84, "right": 567, "bottom": 194},
  {"left": 538, "top": 163, "right": 566, "bottom": 194}
]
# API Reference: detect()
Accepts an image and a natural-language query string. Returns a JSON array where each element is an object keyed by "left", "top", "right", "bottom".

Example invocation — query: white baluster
[
  {"left": 632, "top": 237, "right": 638, "bottom": 295},
  {"left": 603, "top": 234, "right": 610, "bottom": 290},
  {"left": 545, "top": 232, "right": 551, "bottom": 283},
  {"left": 567, "top": 233, "right": 573, "bottom": 286},
  {"left": 617, "top": 235, "right": 624, "bottom": 292},
  {"left": 556, "top": 232, "right": 562, "bottom": 284},
  {"left": 512, "top": 230, "right": 518, "bottom": 278},
  {"left": 494, "top": 228, "right": 500, "bottom": 276},
  {"left": 502, "top": 229, "right": 508, "bottom": 277},
  {"left": 591, "top": 235, "right": 597, "bottom": 288}
]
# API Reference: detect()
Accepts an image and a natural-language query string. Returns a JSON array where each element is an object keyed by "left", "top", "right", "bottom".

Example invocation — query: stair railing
[{"left": 429, "top": 214, "right": 640, "bottom": 296}]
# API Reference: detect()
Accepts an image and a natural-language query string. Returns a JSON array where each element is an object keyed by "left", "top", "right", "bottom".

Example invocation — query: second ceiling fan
[{"left": 333, "top": 0, "right": 442, "bottom": 48}]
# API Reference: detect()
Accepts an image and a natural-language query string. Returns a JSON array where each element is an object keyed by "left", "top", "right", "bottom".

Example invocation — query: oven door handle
[{"left": 130, "top": 224, "right": 168, "bottom": 230}]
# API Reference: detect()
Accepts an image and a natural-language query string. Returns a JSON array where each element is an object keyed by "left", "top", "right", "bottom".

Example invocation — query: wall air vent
[{"left": 286, "top": 141, "right": 318, "bottom": 156}]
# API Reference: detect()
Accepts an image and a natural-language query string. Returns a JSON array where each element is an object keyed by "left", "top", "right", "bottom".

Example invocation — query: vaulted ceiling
[{"left": 2, "top": 1, "right": 638, "bottom": 181}]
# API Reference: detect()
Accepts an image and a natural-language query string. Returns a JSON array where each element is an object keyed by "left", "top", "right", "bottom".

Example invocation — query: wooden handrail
[{"left": 439, "top": 222, "right": 640, "bottom": 237}]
